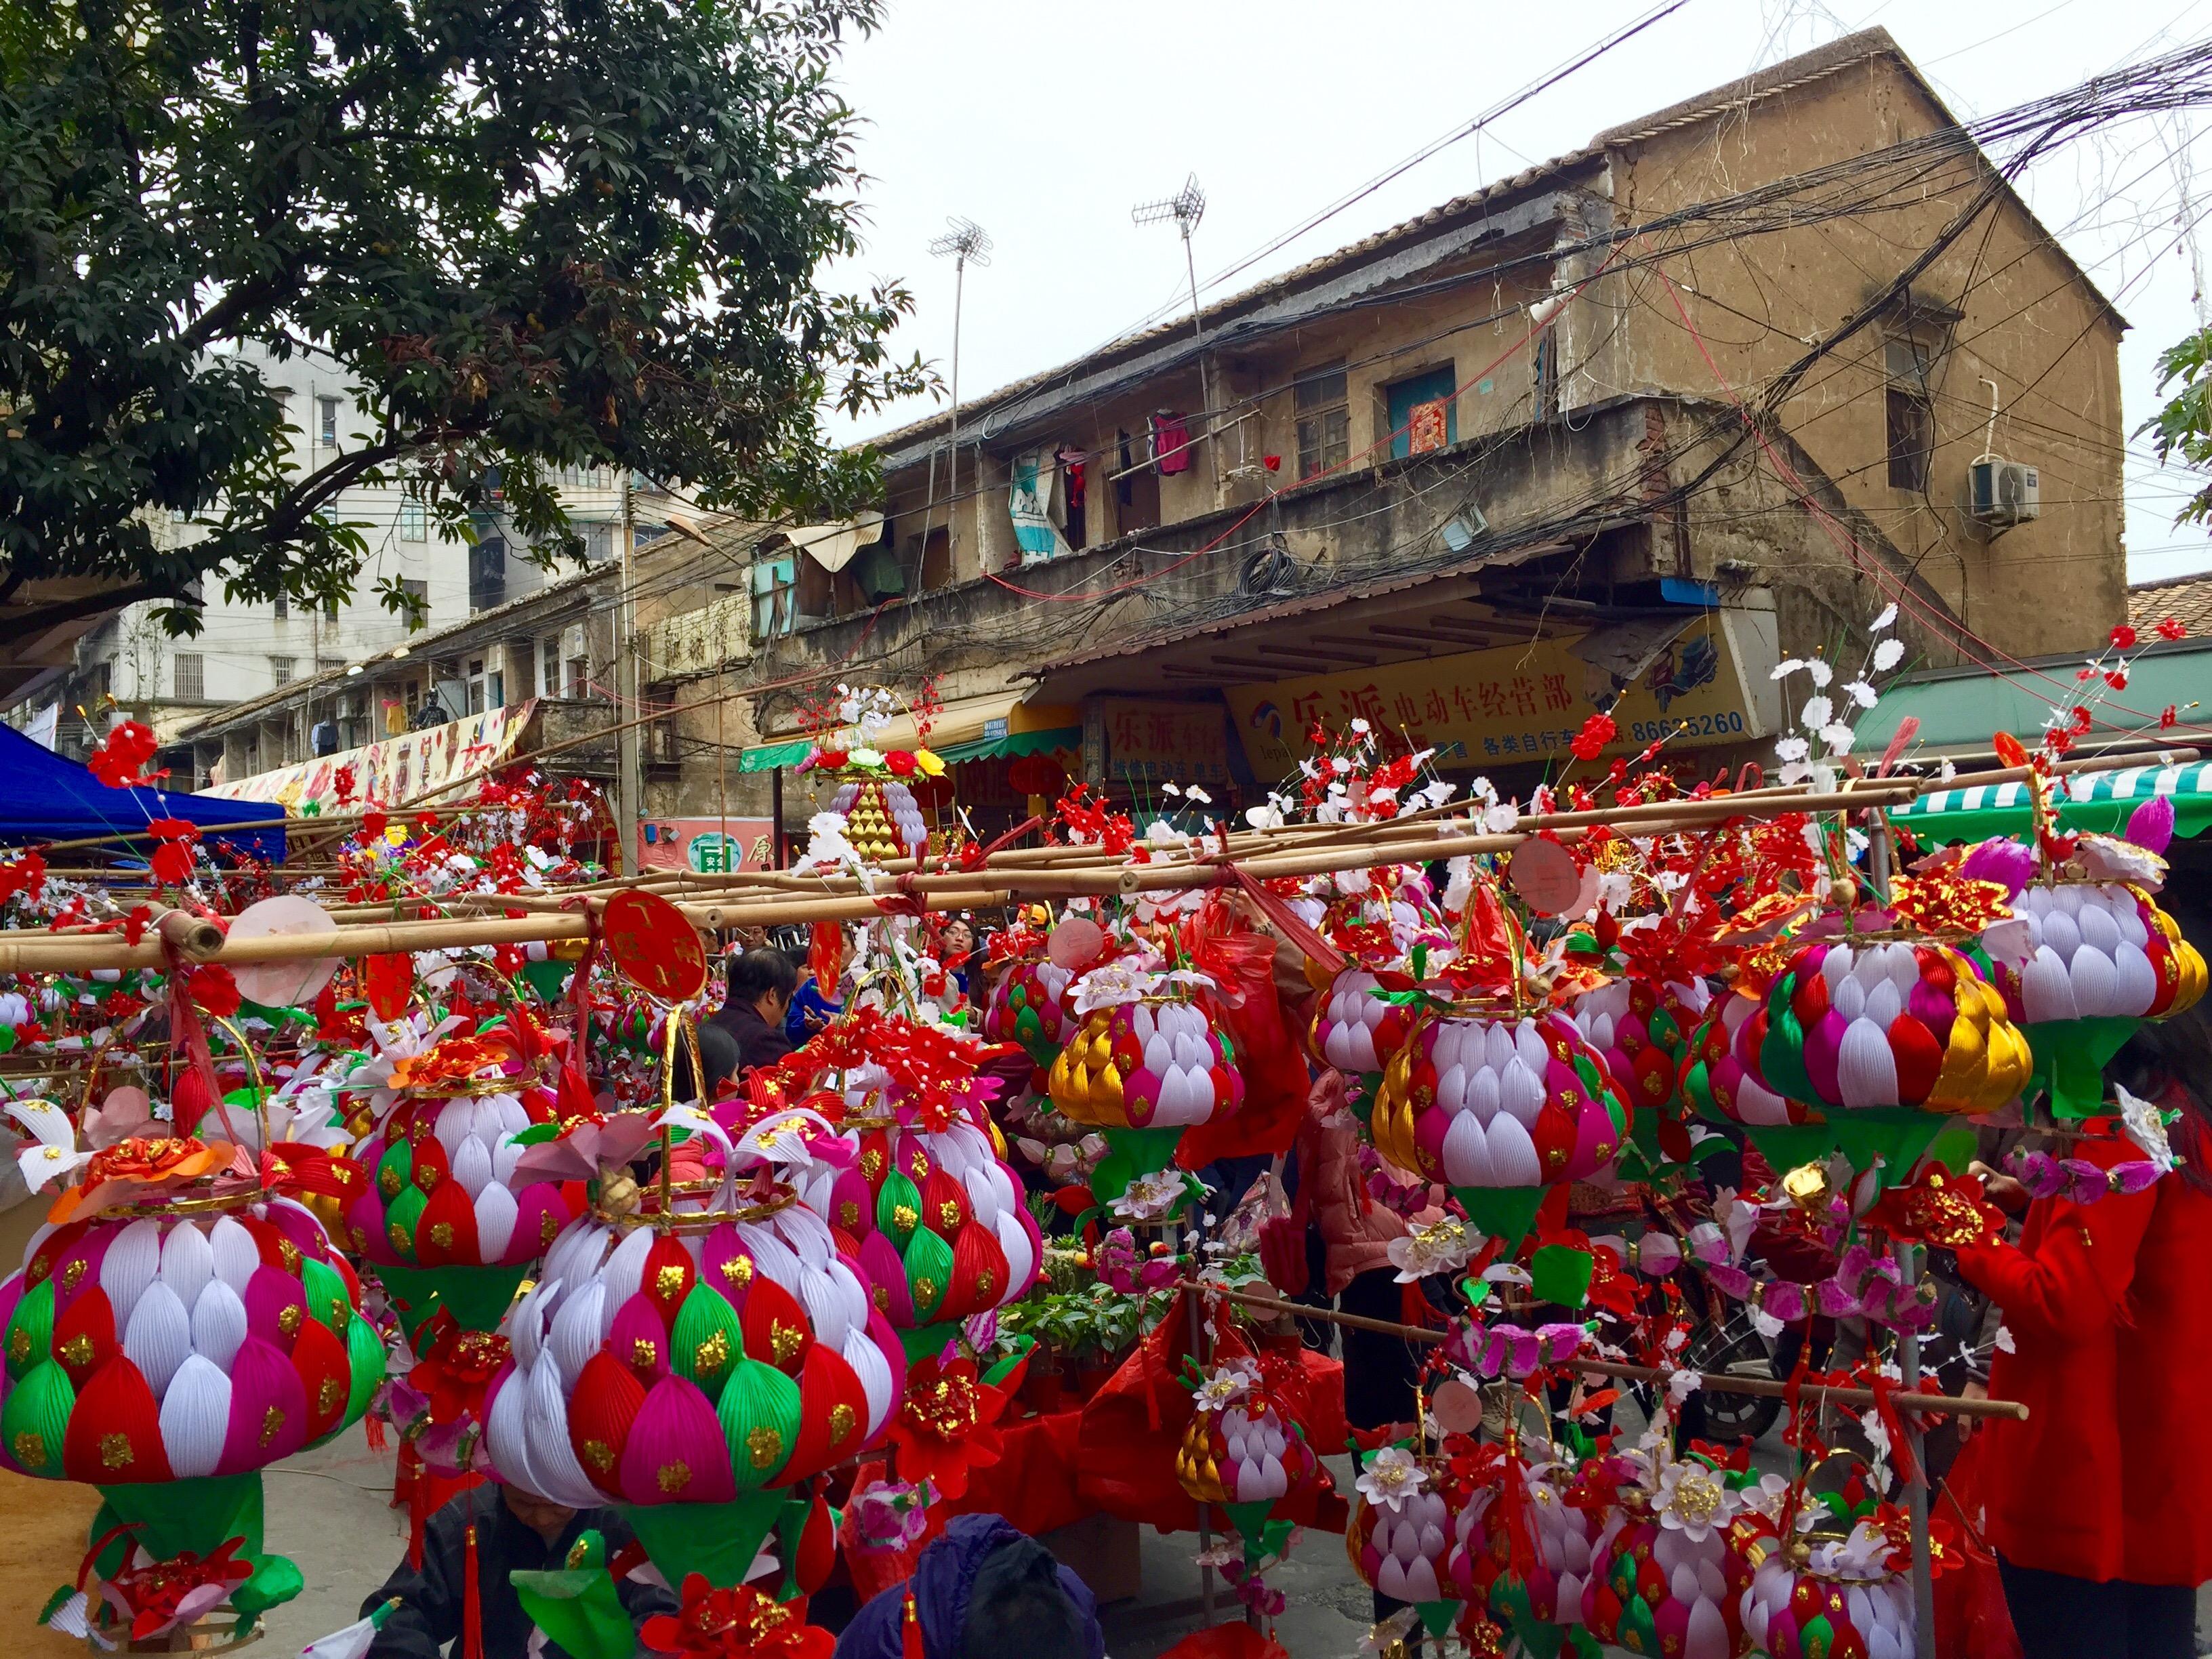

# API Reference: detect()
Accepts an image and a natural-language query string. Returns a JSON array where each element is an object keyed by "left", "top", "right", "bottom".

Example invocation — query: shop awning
[
  {"left": 0, "top": 725, "right": 287, "bottom": 861},
  {"left": 933, "top": 725, "right": 1082, "bottom": 764},
  {"left": 1887, "top": 760, "right": 2212, "bottom": 842},
  {"left": 1856, "top": 642, "right": 2212, "bottom": 758},
  {"left": 737, "top": 693, "right": 1078, "bottom": 773},
  {"left": 736, "top": 739, "right": 811, "bottom": 775}
]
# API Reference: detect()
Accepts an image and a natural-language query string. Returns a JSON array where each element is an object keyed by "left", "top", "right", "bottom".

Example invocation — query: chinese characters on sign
[
  {"left": 1095, "top": 700, "right": 1233, "bottom": 785},
  {"left": 1221, "top": 620, "right": 1759, "bottom": 777}
]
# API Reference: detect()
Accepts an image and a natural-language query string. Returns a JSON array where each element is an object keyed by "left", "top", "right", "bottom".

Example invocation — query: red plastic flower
[
  {"left": 641, "top": 1576, "right": 834, "bottom": 1659},
  {"left": 146, "top": 818, "right": 201, "bottom": 887},
  {"left": 2110, "top": 623, "right": 2138, "bottom": 649},
  {"left": 890, "top": 1351, "right": 1007, "bottom": 1502},
  {"left": 1569, "top": 714, "right": 1616, "bottom": 762},
  {"left": 89, "top": 720, "right": 165, "bottom": 789},
  {"left": 1864, "top": 1167, "right": 2005, "bottom": 1250},
  {"left": 81, "top": 1135, "right": 228, "bottom": 1191},
  {"left": 885, "top": 750, "right": 918, "bottom": 777},
  {"left": 2156, "top": 616, "right": 2188, "bottom": 642},
  {"left": 105, "top": 1537, "right": 253, "bottom": 1641},
  {"left": 2162, "top": 704, "right": 2180, "bottom": 729},
  {"left": 408, "top": 1323, "right": 512, "bottom": 1427},
  {"left": 2104, "top": 670, "right": 2128, "bottom": 691}
]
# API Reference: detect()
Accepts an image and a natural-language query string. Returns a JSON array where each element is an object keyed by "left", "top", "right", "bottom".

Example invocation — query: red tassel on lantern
[
  {"left": 901, "top": 1587, "right": 924, "bottom": 1659},
  {"left": 464, "top": 1523, "right": 483, "bottom": 1659}
]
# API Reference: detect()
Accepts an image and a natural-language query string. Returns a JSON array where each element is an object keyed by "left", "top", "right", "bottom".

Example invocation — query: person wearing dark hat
[{"left": 835, "top": 1515, "right": 1102, "bottom": 1659}]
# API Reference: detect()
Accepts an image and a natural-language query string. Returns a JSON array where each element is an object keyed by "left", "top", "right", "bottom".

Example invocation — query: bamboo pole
[{"left": 1202, "top": 1285, "right": 2028, "bottom": 1421}]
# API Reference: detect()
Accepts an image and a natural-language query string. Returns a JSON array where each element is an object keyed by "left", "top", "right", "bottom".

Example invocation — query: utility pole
[
  {"left": 1132, "top": 175, "right": 1216, "bottom": 499},
  {"left": 615, "top": 472, "right": 641, "bottom": 873},
  {"left": 926, "top": 217, "right": 991, "bottom": 560}
]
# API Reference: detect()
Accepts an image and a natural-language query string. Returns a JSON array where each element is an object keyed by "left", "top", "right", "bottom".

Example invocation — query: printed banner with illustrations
[
  {"left": 199, "top": 700, "right": 539, "bottom": 813},
  {"left": 1221, "top": 613, "right": 1774, "bottom": 779}
]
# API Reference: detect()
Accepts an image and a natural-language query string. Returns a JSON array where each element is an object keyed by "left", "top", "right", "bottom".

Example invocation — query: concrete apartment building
[{"left": 621, "top": 29, "right": 2126, "bottom": 865}]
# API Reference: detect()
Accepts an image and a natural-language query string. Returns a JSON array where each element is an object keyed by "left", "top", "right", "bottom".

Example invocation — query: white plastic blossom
[{"left": 1355, "top": 1446, "right": 1429, "bottom": 1512}]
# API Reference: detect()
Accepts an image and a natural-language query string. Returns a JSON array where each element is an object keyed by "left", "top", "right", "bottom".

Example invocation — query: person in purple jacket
[{"left": 834, "top": 1515, "right": 1103, "bottom": 1659}]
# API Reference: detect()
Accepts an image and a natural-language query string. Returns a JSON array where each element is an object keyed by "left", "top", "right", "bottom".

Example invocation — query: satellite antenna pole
[
  {"left": 927, "top": 217, "right": 992, "bottom": 556},
  {"left": 1132, "top": 175, "right": 1216, "bottom": 493}
]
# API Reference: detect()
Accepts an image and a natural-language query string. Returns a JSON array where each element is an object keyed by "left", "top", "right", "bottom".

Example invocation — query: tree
[
  {"left": 0, "top": 0, "right": 926, "bottom": 642},
  {"left": 2143, "top": 325, "right": 2212, "bottom": 527}
]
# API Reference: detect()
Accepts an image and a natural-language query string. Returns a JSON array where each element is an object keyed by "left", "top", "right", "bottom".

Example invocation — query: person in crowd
[
  {"left": 670, "top": 1019, "right": 741, "bottom": 1103},
  {"left": 937, "top": 915, "right": 977, "bottom": 998},
  {"left": 834, "top": 1513, "right": 1103, "bottom": 1659},
  {"left": 708, "top": 946, "right": 798, "bottom": 1073},
  {"left": 786, "top": 963, "right": 845, "bottom": 1046},
  {"left": 363, "top": 1482, "right": 673, "bottom": 1658},
  {"left": 1950, "top": 1012, "right": 2212, "bottom": 1659}
]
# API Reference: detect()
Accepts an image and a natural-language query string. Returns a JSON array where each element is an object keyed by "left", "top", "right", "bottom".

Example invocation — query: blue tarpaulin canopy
[{"left": 0, "top": 725, "right": 287, "bottom": 862}]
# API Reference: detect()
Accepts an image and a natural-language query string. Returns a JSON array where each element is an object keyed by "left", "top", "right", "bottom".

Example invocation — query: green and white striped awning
[{"left": 1888, "top": 760, "right": 2212, "bottom": 842}]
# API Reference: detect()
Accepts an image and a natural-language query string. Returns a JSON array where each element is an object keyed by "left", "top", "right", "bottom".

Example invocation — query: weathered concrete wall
[{"left": 1601, "top": 54, "right": 2125, "bottom": 657}]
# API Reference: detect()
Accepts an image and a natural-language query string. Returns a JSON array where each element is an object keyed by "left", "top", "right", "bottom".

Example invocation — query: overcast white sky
[{"left": 819, "top": 0, "right": 2212, "bottom": 583}]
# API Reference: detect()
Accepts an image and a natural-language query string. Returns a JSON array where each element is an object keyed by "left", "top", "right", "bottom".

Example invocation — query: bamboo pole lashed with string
[{"left": 1195, "top": 1283, "right": 2028, "bottom": 1422}]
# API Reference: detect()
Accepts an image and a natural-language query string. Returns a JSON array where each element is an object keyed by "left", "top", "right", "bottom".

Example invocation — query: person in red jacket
[
  {"left": 2108, "top": 1020, "right": 2212, "bottom": 1610},
  {"left": 1952, "top": 1019, "right": 2209, "bottom": 1659}
]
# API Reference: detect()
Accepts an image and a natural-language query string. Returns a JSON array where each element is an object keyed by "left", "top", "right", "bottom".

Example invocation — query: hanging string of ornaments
[{"left": 0, "top": 609, "right": 2202, "bottom": 1657}]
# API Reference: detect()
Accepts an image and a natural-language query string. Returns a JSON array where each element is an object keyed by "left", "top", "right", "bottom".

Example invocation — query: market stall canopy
[
  {"left": 1856, "top": 642, "right": 2212, "bottom": 758},
  {"left": 0, "top": 724, "right": 287, "bottom": 861},
  {"left": 737, "top": 691, "right": 1078, "bottom": 773},
  {"left": 199, "top": 700, "right": 537, "bottom": 815},
  {"left": 1889, "top": 759, "right": 2212, "bottom": 842}
]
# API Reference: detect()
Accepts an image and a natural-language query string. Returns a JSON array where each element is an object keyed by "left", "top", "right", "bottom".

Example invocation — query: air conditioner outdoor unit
[{"left": 1969, "top": 456, "right": 2040, "bottom": 529}]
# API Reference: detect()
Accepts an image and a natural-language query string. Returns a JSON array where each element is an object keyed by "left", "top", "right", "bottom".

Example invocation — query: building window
[
  {"left": 273, "top": 593, "right": 287, "bottom": 620},
  {"left": 398, "top": 577, "right": 429, "bottom": 621},
  {"left": 751, "top": 554, "right": 796, "bottom": 641},
  {"left": 324, "top": 594, "right": 339, "bottom": 621},
  {"left": 541, "top": 636, "right": 562, "bottom": 697},
  {"left": 173, "top": 653, "right": 204, "bottom": 700},
  {"left": 319, "top": 396, "right": 339, "bottom": 447},
  {"left": 1294, "top": 363, "right": 1351, "bottom": 482},
  {"left": 171, "top": 508, "right": 190, "bottom": 525},
  {"left": 269, "top": 655, "right": 296, "bottom": 687},
  {"left": 1885, "top": 337, "right": 1935, "bottom": 491},
  {"left": 399, "top": 501, "right": 428, "bottom": 541},
  {"left": 1385, "top": 365, "right": 1458, "bottom": 459}
]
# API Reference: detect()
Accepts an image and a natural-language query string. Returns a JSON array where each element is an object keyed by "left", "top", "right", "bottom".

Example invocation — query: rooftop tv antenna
[
  {"left": 1132, "top": 176, "right": 1216, "bottom": 485},
  {"left": 927, "top": 217, "right": 992, "bottom": 548}
]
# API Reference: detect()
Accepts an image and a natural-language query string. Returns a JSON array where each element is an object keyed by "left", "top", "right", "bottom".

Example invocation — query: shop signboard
[
  {"left": 1092, "top": 699, "right": 1233, "bottom": 785},
  {"left": 1221, "top": 610, "right": 1776, "bottom": 779},
  {"left": 636, "top": 817, "right": 776, "bottom": 874}
]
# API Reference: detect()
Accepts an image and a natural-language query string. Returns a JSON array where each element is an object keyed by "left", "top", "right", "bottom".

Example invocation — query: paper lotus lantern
[
  {"left": 829, "top": 777, "right": 928, "bottom": 864},
  {"left": 1347, "top": 1448, "right": 1456, "bottom": 1612},
  {"left": 1579, "top": 1452, "right": 1754, "bottom": 1659},
  {"left": 833, "top": 1119, "right": 1040, "bottom": 1348},
  {"left": 1759, "top": 939, "right": 2030, "bottom": 1118},
  {"left": 1739, "top": 1523, "right": 1915, "bottom": 1659},
  {"left": 1572, "top": 976, "right": 1711, "bottom": 1120},
  {"left": 1988, "top": 880, "right": 2209, "bottom": 1115},
  {"left": 1050, "top": 993, "right": 1244, "bottom": 1133},
  {"left": 1444, "top": 1455, "right": 1599, "bottom": 1647},
  {"left": 981, "top": 957, "right": 1074, "bottom": 1073},
  {"left": 485, "top": 1195, "right": 901, "bottom": 1591},
  {"left": 1048, "top": 987, "right": 1244, "bottom": 1205},
  {"left": 1176, "top": 1359, "right": 1323, "bottom": 1599},
  {"left": 1313, "top": 968, "right": 1420, "bottom": 1078},
  {"left": 1372, "top": 1006, "right": 1629, "bottom": 1242},
  {"left": 340, "top": 1031, "right": 583, "bottom": 1349},
  {"left": 1682, "top": 992, "right": 1811, "bottom": 1130},
  {"left": 3, "top": 1193, "right": 378, "bottom": 1645}
]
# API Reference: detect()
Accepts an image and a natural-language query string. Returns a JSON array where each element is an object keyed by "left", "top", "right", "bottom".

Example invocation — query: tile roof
[
  {"left": 859, "top": 24, "right": 2122, "bottom": 456},
  {"left": 2129, "top": 570, "right": 2212, "bottom": 636}
]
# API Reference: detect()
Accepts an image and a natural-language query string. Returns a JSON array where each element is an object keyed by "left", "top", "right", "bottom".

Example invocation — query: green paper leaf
[
  {"left": 232, "top": 1553, "right": 304, "bottom": 1618},
  {"left": 1452, "top": 1184, "right": 1548, "bottom": 1248},
  {"left": 512, "top": 1568, "right": 636, "bottom": 1659},
  {"left": 94, "top": 1474, "right": 266, "bottom": 1565},
  {"left": 621, "top": 1492, "right": 788, "bottom": 1591},
  {"left": 376, "top": 1261, "right": 535, "bottom": 1336},
  {"left": 1530, "top": 1244, "right": 1594, "bottom": 1309},
  {"left": 1415, "top": 1600, "right": 1460, "bottom": 1639}
]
